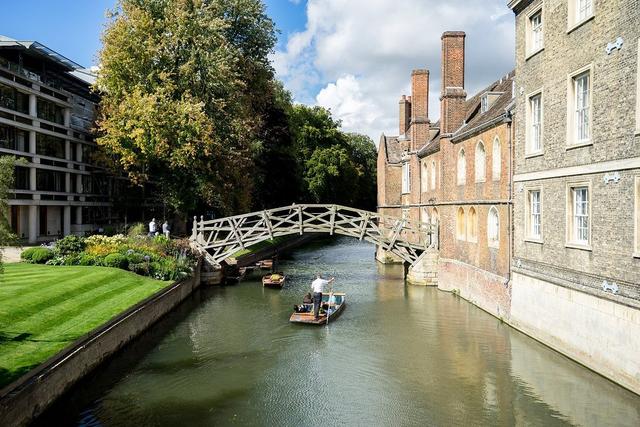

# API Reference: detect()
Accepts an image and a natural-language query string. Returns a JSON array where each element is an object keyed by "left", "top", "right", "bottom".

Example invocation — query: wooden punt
[
  {"left": 258, "top": 259, "right": 274, "bottom": 270},
  {"left": 262, "top": 272, "right": 286, "bottom": 288},
  {"left": 289, "top": 293, "right": 346, "bottom": 325}
]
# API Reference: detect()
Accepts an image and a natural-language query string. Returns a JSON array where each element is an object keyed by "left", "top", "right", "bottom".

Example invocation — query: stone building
[
  {"left": 377, "top": 32, "right": 516, "bottom": 318},
  {"left": 508, "top": 0, "right": 640, "bottom": 394},
  {"left": 0, "top": 36, "right": 153, "bottom": 243}
]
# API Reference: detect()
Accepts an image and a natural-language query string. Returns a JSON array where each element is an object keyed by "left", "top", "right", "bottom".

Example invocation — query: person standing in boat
[{"left": 311, "top": 273, "right": 335, "bottom": 320}]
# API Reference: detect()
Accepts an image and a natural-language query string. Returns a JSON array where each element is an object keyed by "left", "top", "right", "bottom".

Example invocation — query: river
[{"left": 39, "top": 237, "right": 640, "bottom": 426}]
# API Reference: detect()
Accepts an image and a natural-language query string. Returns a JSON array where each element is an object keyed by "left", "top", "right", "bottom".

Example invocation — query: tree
[
  {"left": 344, "top": 133, "right": 377, "bottom": 209},
  {"left": 96, "top": 0, "right": 277, "bottom": 216},
  {"left": 0, "top": 157, "right": 19, "bottom": 271}
]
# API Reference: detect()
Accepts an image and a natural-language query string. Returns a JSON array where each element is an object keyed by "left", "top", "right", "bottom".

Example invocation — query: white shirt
[
  {"left": 311, "top": 278, "right": 329, "bottom": 293},
  {"left": 149, "top": 221, "right": 157, "bottom": 232}
]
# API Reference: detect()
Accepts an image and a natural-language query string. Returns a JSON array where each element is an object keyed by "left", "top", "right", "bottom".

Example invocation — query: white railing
[{"left": 190, "top": 204, "right": 438, "bottom": 266}]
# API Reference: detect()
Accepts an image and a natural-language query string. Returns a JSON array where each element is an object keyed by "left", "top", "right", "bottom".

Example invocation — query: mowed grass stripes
[{"left": 0, "top": 263, "right": 171, "bottom": 388}]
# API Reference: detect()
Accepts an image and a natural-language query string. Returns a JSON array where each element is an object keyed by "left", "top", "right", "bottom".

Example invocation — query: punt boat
[
  {"left": 258, "top": 259, "right": 273, "bottom": 270},
  {"left": 262, "top": 272, "right": 286, "bottom": 288},
  {"left": 289, "top": 293, "right": 346, "bottom": 325}
]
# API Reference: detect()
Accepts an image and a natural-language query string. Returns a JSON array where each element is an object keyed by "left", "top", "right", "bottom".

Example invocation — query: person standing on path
[
  {"left": 311, "top": 273, "right": 335, "bottom": 320},
  {"left": 148, "top": 218, "right": 158, "bottom": 236},
  {"left": 162, "top": 220, "right": 170, "bottom": 238}
]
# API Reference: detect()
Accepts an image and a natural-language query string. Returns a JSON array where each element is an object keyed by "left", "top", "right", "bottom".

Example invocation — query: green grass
[
  {"left": 0, "top": 263, "right": 171, "bottom": 388},
  {"left": 231, "top": 235, "right": 292, "bottom": 258}
]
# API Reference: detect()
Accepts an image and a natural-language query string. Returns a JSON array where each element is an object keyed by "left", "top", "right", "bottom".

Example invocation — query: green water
[{"left": 41, "top": 238, "right": 640, "bottom": 426}]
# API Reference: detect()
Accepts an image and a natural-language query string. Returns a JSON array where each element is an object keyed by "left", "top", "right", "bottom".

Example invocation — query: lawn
[{"left": 0, "top": 263, "right": 171, "bottom": 389}]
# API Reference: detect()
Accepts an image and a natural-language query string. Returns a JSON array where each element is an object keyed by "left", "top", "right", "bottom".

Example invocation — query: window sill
[
  {"left": 567, "top": 15, "right": 594, "bottom": 34},
  {"left": 633, "top": 252, "right": 640, "bottom": 259},
  {"left": 525, "top": 237, "right": 543, "bottom": 244},
  {"left": 525, "top": 47, "right": 544, "bottom": 61},
  {"left": 565, "top": 242, "right": 592, "bottom": 251},
  {"left": 475, "top": 179, "right": 486, "bottom": 184},
  {"left": 488, "top": 243, "right": 499, "bottom": 249},
  {"left": 525, "top": 151, "right": 544, "bottom": 159},
  {"left": 566, "top": 140, "right": 592, "bottom": 150},
  {"left": 635, "top": 129, "right": 640, "bottom": 136}
]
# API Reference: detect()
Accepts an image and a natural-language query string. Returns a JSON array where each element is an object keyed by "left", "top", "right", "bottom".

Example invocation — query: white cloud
[{"left": 271, "top": 0, "right": 515, "bottom": 142}]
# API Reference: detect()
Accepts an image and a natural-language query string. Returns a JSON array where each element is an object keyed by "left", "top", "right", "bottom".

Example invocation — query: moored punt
[
  {"left": 289, "top": 293, "right": 346, "bottom": 325},
  {"left": 258, "top": 259, "right": 274, "bottom": 270},
  {"left": 225, "top": 267, "right": 247, "bottom": 284},
  {"left": 262, "top": 272, "right": 286, "bottom": 288}
]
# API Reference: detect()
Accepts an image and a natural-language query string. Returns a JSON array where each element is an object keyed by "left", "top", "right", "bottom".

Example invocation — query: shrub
[
  {"left": 127, "top": 223, "right": 146, "bottom": 237},
  {"left": 63, "top": 254, "right": 81, "bottom": 266},
  {"left": 21, "top": 247, "right": 54, "bottom": 264},
  {"left": 54, "top": 235, "right": 85, "bottom": 256},
  {"left": 104, "top": 253, "right": 128, "bottom": 269},
  {"left": 79, "top": 254, "right": 99, "bottom": 266},
  {"left": 128, "top": 262, "right": 149, "bottom": 275},
  {"left": 45, "top": 256, "right": 66, "bottom": 266}
]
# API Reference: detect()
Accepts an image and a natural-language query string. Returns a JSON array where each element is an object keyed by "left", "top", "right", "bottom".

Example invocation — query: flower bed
[{"left": 21, "top": 234, "right": 197, "bottom": 281}]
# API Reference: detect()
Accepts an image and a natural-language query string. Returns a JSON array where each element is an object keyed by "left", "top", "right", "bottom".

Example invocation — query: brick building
[
  {"left": 508, "top": 0, "right": 640, "bottom": 393},
  {"left": 377, "top": 32, "right": 515, "bottom": 318}
]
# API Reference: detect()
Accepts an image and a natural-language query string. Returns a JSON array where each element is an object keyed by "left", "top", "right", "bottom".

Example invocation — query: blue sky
[{"left": 0, "top": 0, "right": 514, "bottom": 141}]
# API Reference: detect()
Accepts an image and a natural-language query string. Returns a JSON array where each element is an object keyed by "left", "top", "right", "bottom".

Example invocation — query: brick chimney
[
  {"left": 399, "top": 95, "right": 411, "bottom": 136},
  {"left": 410, "top": 69, "right": 430, "bottom": 149},
  {"left": 440, "top": 31, "right": 467, "bottom": 134}
]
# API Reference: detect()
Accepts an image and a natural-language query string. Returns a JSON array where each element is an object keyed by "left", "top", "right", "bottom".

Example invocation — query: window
[
  {"left": 568, "top": 0, "right": 594, "bottom": 31},
  {"left": 487, "top": 207, "right": 499, "bottom": 248},
  {"left": 481, "top": 96, "right": 488, "bottom": 113},
  {"left": 457, "top": 149, "right": 466, "bottom": 185},
  {"left": 421, "top": 161, "right": 428, "bottom": 192},
  {"left": 567, "top": 184, "right": 591, "bottom": 248},
  {"left": 526, "top": 189, "right": 542, "bottom": 240},
  {"left": 468, "top": 207, "right": 477, "bottom": 242},
  {"left": 456, "top": 207, "right": 466, "bottom": 240},
  {"left": 577, "top": 0, "right": 592, "bottom": 22},
  {"left": 430, "top": 161, "right": 436, "bottom": 189},
  {"left": 575, "top": 73, "right": 590, "bottom": 143},
  {"left": 492, "top": 137, "right": 501, "bottom": 180},
  {"left": 402, "top": 208, "right": 410, "bottom": 220},
  {"left": 402, "top": 162, "right": 410, "bottom": 194},
  {"left": 421, "top": 207, "right": 430, "bottom": 224},
  {"left": 37, "top": 99, "right": 65, "bottom": 125},
  {"left": 568, "top": 68, "right": 592, "bottom": 146},
  {"left": 527, "top": 92, "right": 543, "bottom": 154},
  {"left": 36, "top": 169, "right": 65, "bottom": 192},
  {"left": 0, "top": 124, "right": 27, "bottom": 152},
  {"left": 14, "top": 166, "right": 29, "bottom": 190},
  {"left": 36, "top": 133, "right": 66, "bottom": 159},
  {"left": 0, "top": 83, "right": 29, "bottom": 114},
  {"left": 526, "top": 7, "right": 543, "bottom": 57},
  {"left": 475, "top": 141, "right": 486, "bottom": 182}
]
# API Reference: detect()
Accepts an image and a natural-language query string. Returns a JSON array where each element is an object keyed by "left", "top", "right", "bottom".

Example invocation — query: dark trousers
[{"left": 313, "top": 292, "right": 322, "bottom": 319}]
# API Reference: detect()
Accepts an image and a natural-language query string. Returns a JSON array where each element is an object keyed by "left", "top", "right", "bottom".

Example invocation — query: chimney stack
[
  {"left": 440, "top": 31, "right": 467, "bottom": 134},
  {"left": 410, "top": 69, "right": 430, "bottom": 149},
  {"left": 399, "top": 95, "right": 411, "bottom": 136}
]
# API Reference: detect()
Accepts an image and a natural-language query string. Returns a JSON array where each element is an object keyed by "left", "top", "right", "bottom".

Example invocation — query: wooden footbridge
[{"left": 190, "top": 204, "right": 437, "bottom": 266}]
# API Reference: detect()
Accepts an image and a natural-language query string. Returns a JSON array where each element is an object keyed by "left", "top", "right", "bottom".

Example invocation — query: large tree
[
  {"left": 0, "top": 157, "right": 19, "bottom": 271},
  {"left": 96, "top": 0, "right": 277, "bottom": 215}
]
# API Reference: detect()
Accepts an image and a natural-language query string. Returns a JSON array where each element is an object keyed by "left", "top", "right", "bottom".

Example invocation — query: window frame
[
  {"left": 487, "top": 206, "right": 500, "bottom": 248},
  {"left": 567, "top": 0, "right": 595, "bottom": 33},
  {"left": 456, "top": 207, "right": 466, "bottom": 241},
  {"left": 566, "top": 181, "right": 592, "bottom": 250},
  {"left": 475, "top": 141, "right": 486, "bottom": 183},
  {"left": 402, "top": 161, "right": 411, "bottom": 194},
  {"left": 525, "top": 186, "right": 543, "bottom": 243},
  {"left": 421, "top": 161, "right": 429, "bottom": 193},
  {"left": 492, "top": 136, "right": 501, "bottom": 181},
  {"left": 567, "top": 65, "right": 593, "bottom": 149},
  {"left": 457, "top": 148, "right": 466, "bottom": 185},
  {"left": 430, "top": 160, "right": 436, "bottom": 190},
  {"left": 467, "top": 206, "right": 478, "bottom": 243},
  {"left": 525, "top": 5, "right": 544, "bottom": 59},
  {"left": 526, "top": 88, "right": 544, "bottom": 157}
]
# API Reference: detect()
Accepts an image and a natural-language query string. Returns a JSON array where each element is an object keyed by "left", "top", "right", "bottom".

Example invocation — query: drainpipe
[{"left": 505, "top": 110, "right": 513, "bottom": 285}]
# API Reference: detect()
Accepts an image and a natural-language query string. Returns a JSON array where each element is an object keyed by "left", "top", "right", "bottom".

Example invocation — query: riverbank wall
[
  {"left": 429, "top": 262, "right": 640, "bottom": 395},
  {"left": 0, "top": 263, "right": 202, "bottom": 427}
]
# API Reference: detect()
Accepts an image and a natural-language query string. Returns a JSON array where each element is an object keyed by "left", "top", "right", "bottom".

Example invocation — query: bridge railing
[{"left": 190, "top": 204, "right": 438, "bottom": 265}]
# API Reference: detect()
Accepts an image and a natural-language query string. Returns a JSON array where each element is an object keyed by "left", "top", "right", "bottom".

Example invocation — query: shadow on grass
[{"left": 0, "top": 364, "right": 40, "bottom": 389}]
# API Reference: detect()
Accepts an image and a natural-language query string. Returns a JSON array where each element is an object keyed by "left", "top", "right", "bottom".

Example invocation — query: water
[{"left": 40, "top": 238, "right": 640, "bottom": 426}]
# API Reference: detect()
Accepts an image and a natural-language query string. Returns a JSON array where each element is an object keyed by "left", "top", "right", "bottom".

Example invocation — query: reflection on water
[{"left": 40, "top": 238, "right": 640, "bottom": 426}]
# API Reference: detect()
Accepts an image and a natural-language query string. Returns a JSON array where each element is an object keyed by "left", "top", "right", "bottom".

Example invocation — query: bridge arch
[{"left": 190, "top": 204, "right": 438, "bottom": 266}]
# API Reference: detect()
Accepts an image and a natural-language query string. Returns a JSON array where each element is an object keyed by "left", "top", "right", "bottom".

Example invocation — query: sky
[{"left": 0, "top": 0, "right": 515, "bottom": 142}]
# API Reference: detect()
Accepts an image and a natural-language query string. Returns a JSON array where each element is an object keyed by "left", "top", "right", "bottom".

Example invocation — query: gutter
[{"left": 451, "top": 114, "right": 506, "bottom": 143}]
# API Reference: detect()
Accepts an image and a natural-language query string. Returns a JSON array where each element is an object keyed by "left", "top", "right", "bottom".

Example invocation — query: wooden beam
[{"left": 298, "top": 205, "right": 303, "bottom": 235}]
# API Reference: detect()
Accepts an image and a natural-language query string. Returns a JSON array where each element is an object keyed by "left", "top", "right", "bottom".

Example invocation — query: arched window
[
  {"left": 492, "top": 137, "right": 501, "bottom": 181},
  {"left": 468, "top": 207, "right": 478, "bottom": 242},
  {"left": 475, "top": 141, "right": 486, "bottom": 182},
  {"left": 421, "top": 161, "right": 429, "bottom": 192},
  {"left": 457, "top": 149, "right": 466, "bottom": 185},
  {"left": 488, "top": 206, "right": 500, "bottom": 247},
  {"left": 430, "top": 160, "right": 436, "bottom": 189},
  {"left": 421, "top": 206, "right": 430, "bottom": 224},
  {"left": 431, "top": 207, "right": 439, "bottom": 227},
  {"left": 456, "top": 207, "right": 466, "bottom": 240}
]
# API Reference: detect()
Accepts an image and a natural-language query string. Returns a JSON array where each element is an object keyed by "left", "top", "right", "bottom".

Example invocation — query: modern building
[
  {"left": 508, "top": 0, "right": 640, "bottom": 394},
  {"left": 377, "top": 32, "right": 515, "bottom": 316},
  {"left": 0, "top": 36, "right": 132, "bottom": 243}
]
